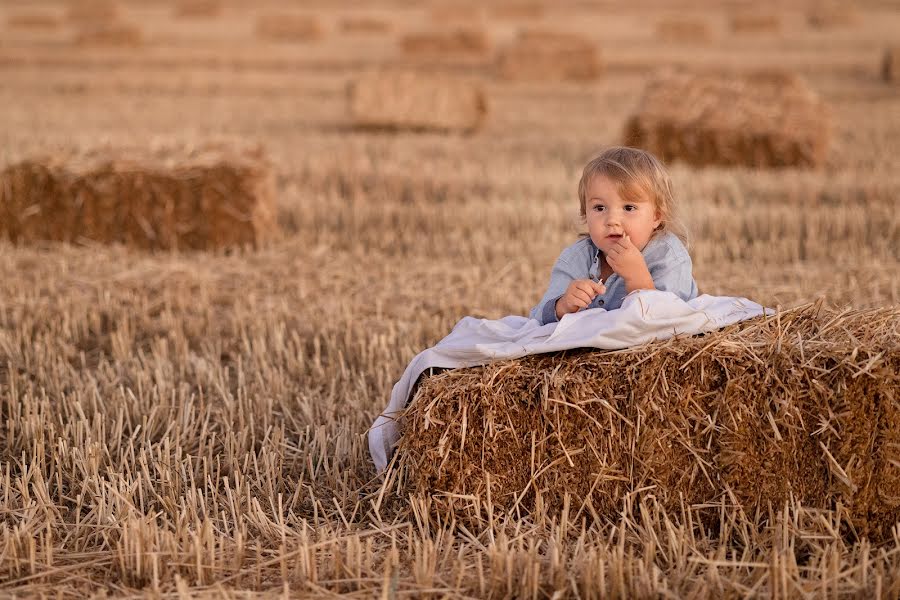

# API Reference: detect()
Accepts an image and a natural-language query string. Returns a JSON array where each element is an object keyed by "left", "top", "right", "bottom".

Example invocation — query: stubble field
[{"left": 1, "top": 0, "right": 899, "bottom": 597}]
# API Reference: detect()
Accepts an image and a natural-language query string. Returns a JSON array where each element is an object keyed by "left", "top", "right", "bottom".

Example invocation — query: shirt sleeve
[
  {"left": 650, "top": 257, "right": 698, "bottom": 302},
  {"left": 529, "top": 254, "right": 582, "bottom": 325}
]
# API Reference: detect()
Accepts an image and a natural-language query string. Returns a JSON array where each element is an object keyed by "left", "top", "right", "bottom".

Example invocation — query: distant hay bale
[
  {"left": 807, "top": 4, "right": 860, "bottom": 29},
  {"left": 730, "top": 13, "right": 780, "bottom": 33},
  {"left": 655, "top": 17, "right": 712, "bottom": 43},
  {"left": 173, "top": 0, "right": 222, "bottom": 18},
  {"left": 400, "top": 28, "right": 491, "bottom": 58},
  {"left": 428, "top": 4, "right": 483, "bottom": 24},
  {"left": 882, "top": 47, "right": 900, "bottom": 83},
  {"left": 0, "top": 142, "right": 277, "bottom": 251},
  {"left": 7, "top": 13, "right": 61, "bottom": 30},
  {"left": 339, "top": 16, "right": 391, "bottom": 34},
  {"left": 623, "top": 69, "right": 831, "bottom": 168},
  {"left": 498, "top": 30, "right": 602, "bottom": 81},
  {"left": 256, "top": 14, "right": 323, "bottom": 42},
  {"left": 488, "top": 2, "right": 545, "bottom": 20},
  {"left": 398, "top": 303, "right": 900, "bottom": 543},
  {"left": 66, "top": 0, "right": 118, "bottom": 23},
  {"left": 347, "top": 69, "right": 487, "bottom": 133},
  {"left": 74, "top": 23, "right": 142, "bottom": 46}
]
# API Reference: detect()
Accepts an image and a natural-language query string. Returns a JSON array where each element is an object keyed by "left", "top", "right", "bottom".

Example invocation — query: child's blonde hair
[{"left": 577, "top": 146, "right": 689, "bottom": 247}]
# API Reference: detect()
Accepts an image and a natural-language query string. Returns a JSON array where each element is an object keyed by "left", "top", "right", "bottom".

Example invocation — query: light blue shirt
[{"left": 529, "top": 231, "right": 699, "bottom": 324}]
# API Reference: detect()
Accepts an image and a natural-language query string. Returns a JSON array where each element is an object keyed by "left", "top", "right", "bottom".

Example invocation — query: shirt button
[{"left": 598, "top": 299, "right": 604, "bottom": 305}]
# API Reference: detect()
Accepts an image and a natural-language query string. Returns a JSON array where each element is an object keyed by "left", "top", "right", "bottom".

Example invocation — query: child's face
[{"left": 585, "top": 174, "right": 662, "bottom": 255}]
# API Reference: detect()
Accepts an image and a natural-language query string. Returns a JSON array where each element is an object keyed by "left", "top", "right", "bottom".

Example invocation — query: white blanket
[{"left": 368, "top": 290, "right": 771, "bottom": 473}]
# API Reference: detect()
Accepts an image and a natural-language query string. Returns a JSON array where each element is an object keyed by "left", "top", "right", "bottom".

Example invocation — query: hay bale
[
  {"left": 256, "top": 14, "right": 323, "bottom": 42},
  {"left": 173, "top": 0, "right": 222, "bottom": 18},
  {"left": 488, "top": 2, "right": 545, "bottom": 20},
  {"left": 882, "top": 47, "right": 900, "bottom": 83},
  {"left": 428, "top": 4, "right": 483, "bottom": 24},
  {"left": 0, "top": 142, "right": 277, "bottom": 251},
  {"left": 729, "top": 13, "right": 780, "bottom": 33},
  {"left": 66, "top": 0, "right": 118, "bottom": 23},
  {"left": 400, "top": 29, "right": 491, "bottom": 58},
  {"left": 6, "top": 13, "right": 61, "bottom": 30},
  {"left": 339, "top": 16, "right": 391, "bottom": 34},
  {"left": 656, "top": 17, "right": 712, "bottom": 43},
  {"left": 347, "top": 69, "right": 487, "bottom": 133},
  {"left": 498, "top": 30, "right": 602, "bottom": 81},
  {"left": 398, "top": 302, "right": 900, "bottom": 543},
  {"left": 807, "top": 4, "right": 859, "bottom": 29},
  {"left": 74, "top": 22, "right": 142, "bottom": 46},
  {"left": 623, "top": 69, "right": 831, "bottom": 168}
]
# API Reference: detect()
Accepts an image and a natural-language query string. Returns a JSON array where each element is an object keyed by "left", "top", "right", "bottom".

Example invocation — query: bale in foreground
[
  {"left": 347, "top": 69, "right": 488, "bottom": 133},
  {"left": 623, "top": 69, "right": 831, "bottom": 168},
  {"left": 0, "top": 142, "right": 277, "bottom": 251},
  {"left": 396, "top": 302, "right": 899, "bottom": 544}
]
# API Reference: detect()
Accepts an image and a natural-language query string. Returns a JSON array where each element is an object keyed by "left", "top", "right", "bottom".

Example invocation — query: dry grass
[
  {"left": 883, "top": 47, "right": 900, "bottom": 83},
  {"left": 6, "top": 13, "right": 61, "bottom": 30},
  {"left": 656, "top": 17, "right": 712, "bottom": 44},
  {"left": 338, "top": 16, "right": 391, "bottom": 34},
  {"left": 1, "top": 0, "right": 899, "bottom": 596},
  {"left": 730, "top": 13, "right": 780, "bottom": 33},
  {"left": 173, "top": 0, "right": 223, "bottom": 19},
  {"left": 73, "top": 22, "right": 143, "bottom": 47},
  {"left": 808, "top": 3, "right": 861, "bottom": 29},
  {"left": 624, "top": 69, "right": 832, "bottom": 168},
  {"left": 66, "top": 0, "right": 118, "bottom": 23}
]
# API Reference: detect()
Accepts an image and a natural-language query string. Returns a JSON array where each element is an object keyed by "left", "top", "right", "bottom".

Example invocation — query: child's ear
[{"left": 652, "top": 207, "right": 662, "bottom": 230}]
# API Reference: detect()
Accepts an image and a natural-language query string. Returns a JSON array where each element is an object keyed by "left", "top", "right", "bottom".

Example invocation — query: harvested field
[
  {"left": 0, "top": 143, "right": 277, "bottom": 250},
  {"left": 624, "top": 69, "right": 832, "bottom": 168},
  {"left": 73, "top": 23, "right": 143, "bottom": 47},
  {"left": 730, "top": 13, "right": 780, "bottom": 33},
  {"left": 399, "top": 28, "right": 491, "bottom": 58},
  {"left": 66, "top": 0, "right": 118, "bottom": 23},
  {"left": 6, "top": 13, "right": 60, "bottom": 30},
  {"left": 498, "top": 30, "right": 602, "bottom": 81},
  {"left": 884, "top": 47, "right": 900, "bottom": 82},
  {"left": 347, "top": 69, "right": 488, "bottom": 133},
  {"left": 338, "top": 16, "right": 391, "bottom": 34},
  {"left": 1, "top": 0, "right": 899, "bottom": 596},
  {"left": 656, "top": 17, "right": 712, "bottom": 43},
  {"left": 255, "top": 14, "right": 323, "bottom": 42},
  {"left": 173, "top": 0, "right": 222, "bottom": 19}
]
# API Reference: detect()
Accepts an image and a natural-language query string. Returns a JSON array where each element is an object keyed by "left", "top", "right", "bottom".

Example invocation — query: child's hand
[
  {"left": 555, "top": 278, "right": 607, "bottom": 319},
  {"left": 605, "top": 234, "right": 654, "bottom": 292}
]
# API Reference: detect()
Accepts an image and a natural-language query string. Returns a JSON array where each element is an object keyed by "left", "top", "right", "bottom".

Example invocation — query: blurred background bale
[
  {"left": 66, "top": 0, "right": 118, "bottom": 23},
  {"left": 0, "top": 142, "right": 277, "bottom": 251},
  {"left": 655, "top": 17, "right": 712, "bottom": 44},
  {"left": 400, "top": 28, "right": 492, "bottom": 59},
  {"left": 623, "top": 69, "right": 831, "bottom": 168},
  {"left": 6, "top": 12, "right": 61, "bottom": 30},
  {"left": 497, "top": 30, "right": 602, "bottom": 81},
  {"left": 807, "top": 3, "right": 860, "bottom": 29},
  {"left": 488, "top": 2, "right": 545, "bottom": 20},
  {"left": 338, "top": 16, "right": 392, "bottom": 34},
  {"left": 173, "top": 0, "right": 223, "bottom": 19},
  {"left": 74, "top": 22, "right": 143, "bottom": 47},
  {"left": 347, "top": 69, "right": 488, "bottom": 133},
  {"left": 398, "top": 303, "right": 900, "bottom": 543},
  {"left": 428, "top": 4, "right": 484, "bottom": 24},
  {"left": 883, "top": 47, "right": 900, "bottom": 83},
  {"left": 729, "top": 13, "right": 781, "bottom": 34},
  {"left": 256, "top": 14, "right": 323, "bottom": 42}
]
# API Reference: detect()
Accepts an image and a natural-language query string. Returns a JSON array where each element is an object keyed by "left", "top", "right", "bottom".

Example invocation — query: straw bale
[
  {"left": 6, "top": 13, "right": 61, "bottom": 30},
  {"left": 807, "top": 4, "right": 859, "bottom": 29},
  {"left": 66, "top": 0, "right": 118, "bottom": 23},
  {"left": 74, "top": 22, "right": 142, "bottom": 47},
  {"left": 339, "top": 16, "right": 391, "bottom": 34},
  {"left": 623, "top": 69, "right": 831, "bottom": 168},
  {"left": 883, "top": 47, "right": 900, "bottom": 83},
  {"left": 256, "top": 14, "right": 323, "bottom": 42},
  {"left": 347, "top": 69, "right": 487, "bottom": 133},
  {"left": 428, "top": 4, "right": 484, "bottom": 24},
  {"left": 173, "top": 0, "right": 222, "bottom": 18},
  {"left": 398, "top": 302, "right": 900, "bottom": 543},
  {"left": 729, "top": 13, "right": 780, "bottom": 33},
  {"left": 0, "top": 142, "right": 277, "bottom": 251},
  {"left": 498, "top": 30, "right": 602, "bottom": 82},
  {"left": 400, "top": 29, "right": 491, "bottom": 58},
  {"left": 656, "top": 17, "right": 712, "bottom": 44},
  {"left": 488, "top": 2, "right": 545, "bottom": 20}
]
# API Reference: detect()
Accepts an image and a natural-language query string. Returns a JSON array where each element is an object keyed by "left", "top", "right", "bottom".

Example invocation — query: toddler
[{"left": 530, "top": 146, "right": 698, "bottom": 324}]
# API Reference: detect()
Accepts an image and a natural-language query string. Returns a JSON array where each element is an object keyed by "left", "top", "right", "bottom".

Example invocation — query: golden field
[{"left": 1, "top": 0, "right": 899, "bottom": 597}]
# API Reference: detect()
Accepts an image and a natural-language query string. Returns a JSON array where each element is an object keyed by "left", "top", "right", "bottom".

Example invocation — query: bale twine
[
  {"left": 74, "top": 22, "right": 142, "bottom": 46},
  {"left": 400, "top": 29, "right": 491, "bottom": 58},
  {"left": 347, "top": 69, "right": 488, "bottom": 133},
  {"left": 623, "top": 69, "right": 831, "bottom": 168},
  {"left": 655, "top": 17, "right": 712, "bottom": 44},
  {"left": 173, "top": 0, "right": 222, "bottom": 19},
  {"left": 7, "top": 13, "right": 61, "bottom": 30},
  {"left": 883, "top": 47, "right": 900, "bottom": 83},
  {"left": 730, "top": 13, "right": 780, "bottom": 33},
  {"left": 497, "top": 30, "right": 602, "bottom": 81},
  {"left": 0, "top": 142, "right": 277, "bottom": 251},
  {"left": 256, "top": 14, "right": 323, "bottom": 42},
  {"left": 396, "top": 302, "right": 900, "bottom": 543}
]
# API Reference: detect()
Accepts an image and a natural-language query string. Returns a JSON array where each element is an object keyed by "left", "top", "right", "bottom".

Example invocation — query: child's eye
[
  {"left": 593, "top": 205, "right": 604, "bottom": 211},
  {"left": 625, "top": 205, "right": 637, "bottom": 211}
]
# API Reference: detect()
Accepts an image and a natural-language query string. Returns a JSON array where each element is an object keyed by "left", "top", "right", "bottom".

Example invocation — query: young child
[{"left": 530, "top": 146, "right": 698, "bottom": 324}]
